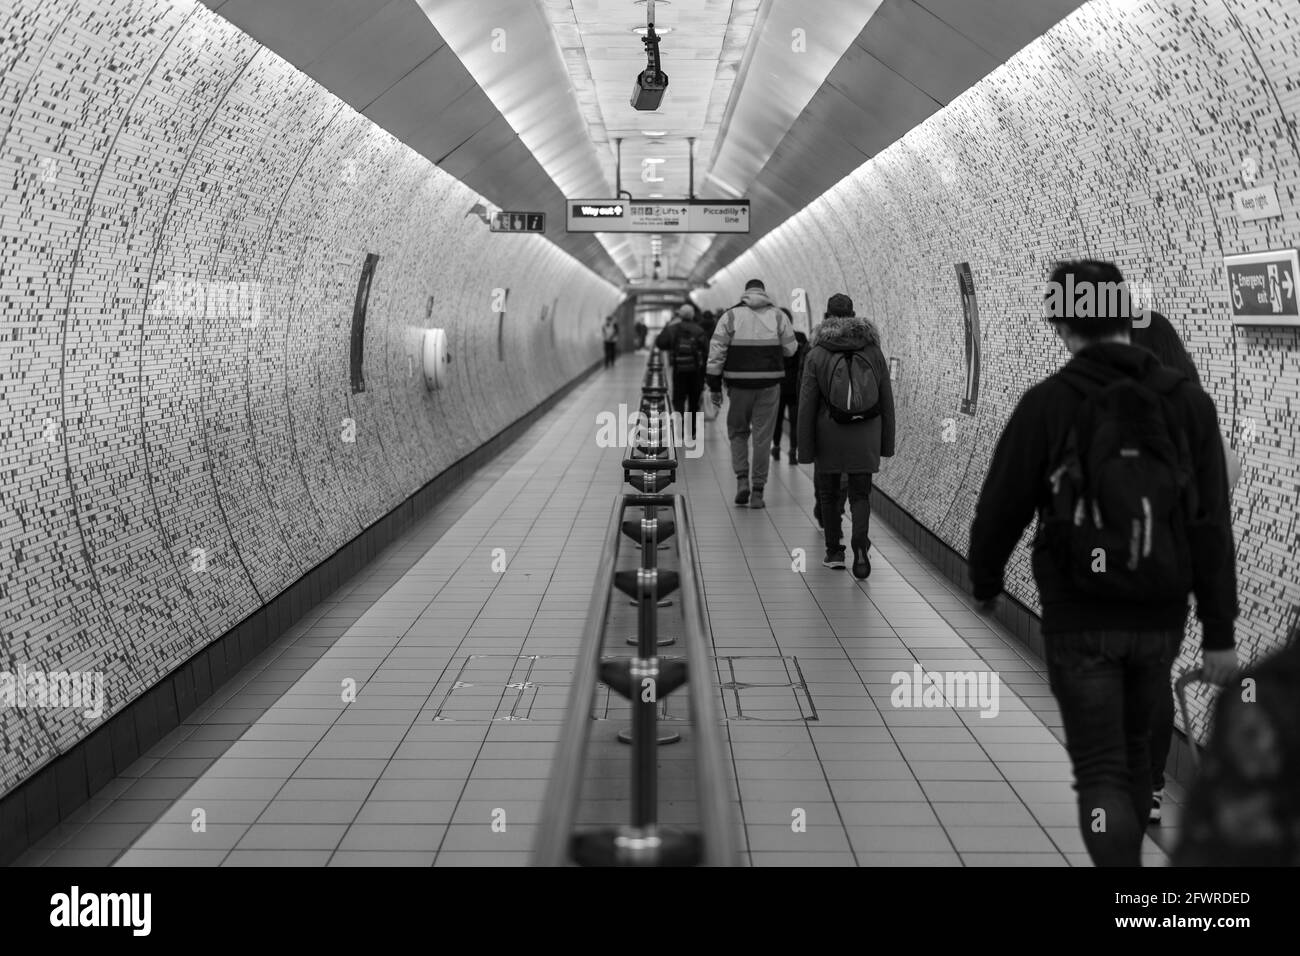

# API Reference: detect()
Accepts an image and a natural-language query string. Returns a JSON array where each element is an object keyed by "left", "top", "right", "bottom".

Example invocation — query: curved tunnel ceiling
[
  {"left": 688, "top": 0, "right": 1089, "bottom": 284},
  {"left": 198, "top": 0, "right": 627, "bottom": 285},
  {"left": 202, "top": 0, "right": 1087, "bottom": 289}
]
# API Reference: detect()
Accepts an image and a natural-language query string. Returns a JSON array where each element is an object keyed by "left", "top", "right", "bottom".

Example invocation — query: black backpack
[
  {"left": 1040, "top": 367, "right": 1196, "bottom": 601},
  {"left": 823, "top": 351, "right": 881, "bottom": 425},
  {"left": 673, "top": 327, "right": 704, "bottom": 373}
]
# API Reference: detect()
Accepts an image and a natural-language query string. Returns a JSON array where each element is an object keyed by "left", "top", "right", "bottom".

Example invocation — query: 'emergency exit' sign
[{"left": 1225, "top": 248, "right": 1299, "bottom": 325}]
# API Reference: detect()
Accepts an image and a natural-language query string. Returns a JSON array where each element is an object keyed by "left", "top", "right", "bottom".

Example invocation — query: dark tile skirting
[
  {"left": 869, "top": 485, "right": 1201, "bottom": 795},
  {"left": 0, "top": 362, "right": 601, "bottom": 866}
]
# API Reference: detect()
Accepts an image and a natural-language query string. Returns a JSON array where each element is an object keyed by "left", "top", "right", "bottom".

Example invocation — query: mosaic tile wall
[
  {"left": 700, "top": 0, "right": 1300, "bottom": 741},
  {"left": 0, "top": 0, "right": 621, "bottom": 796}
]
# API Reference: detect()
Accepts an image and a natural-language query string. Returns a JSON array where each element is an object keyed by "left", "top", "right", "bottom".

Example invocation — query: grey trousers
[{"left": 726, "top": 384, "right": 781, "bottom": 487}]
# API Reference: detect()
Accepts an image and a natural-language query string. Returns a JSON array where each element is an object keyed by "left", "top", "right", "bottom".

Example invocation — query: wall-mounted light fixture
[{"left": 423, "top": 328, "right": 450, "bottom": 390}]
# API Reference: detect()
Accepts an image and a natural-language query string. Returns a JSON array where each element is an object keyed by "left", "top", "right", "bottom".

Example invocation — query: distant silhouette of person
[
  {"left": 772, "top": 314, "right": 808, "bottom": 465},
  {"left": 602, "top": 316, "right": 618, "bottom": 368},
  {"left": 655, "top": 304, "right": 708, "bottom": 440}
]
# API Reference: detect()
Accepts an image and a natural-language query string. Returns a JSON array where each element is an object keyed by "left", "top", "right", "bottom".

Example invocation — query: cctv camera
[{"left": 632, "top": 25, "right": 668, "bottom": 110}]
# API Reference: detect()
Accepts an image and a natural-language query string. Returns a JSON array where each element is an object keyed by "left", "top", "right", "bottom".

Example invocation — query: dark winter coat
[
  {"left": 968, "top": 341, "right": 1236, "bottom": 646},
  {"left": 796, "top": 316, "right": 895, "bottom": 473},
  {"left": 655, "top": 319, "right": 708, "bottom": 370},
  {"left": 781, "top": 334, "right": 809, "bottom": 400}
]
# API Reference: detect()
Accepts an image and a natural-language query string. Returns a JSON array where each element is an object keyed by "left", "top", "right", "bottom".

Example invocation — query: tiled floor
[
  {"left": 16, "top": 355, "right": 1175, "bottom": 866},
  {"left": 685, "top": 417, "right": 1170, "bottom": 867}
]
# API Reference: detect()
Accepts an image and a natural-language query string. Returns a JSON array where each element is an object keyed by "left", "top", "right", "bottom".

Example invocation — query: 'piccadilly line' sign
[{"left": 566, "top": 199, "right": 750, "bottom": 234}]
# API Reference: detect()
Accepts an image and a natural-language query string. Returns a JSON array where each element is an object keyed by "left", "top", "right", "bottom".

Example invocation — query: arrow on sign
[{"left": 1284, "top": 269, "right": 1295, "bottom": 300}]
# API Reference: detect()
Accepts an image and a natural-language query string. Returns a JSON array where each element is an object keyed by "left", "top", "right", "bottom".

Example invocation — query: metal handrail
[
  {"left": 671, "top": 492, "right": 742, "bottom": 865},
  {"left": 532, "top": 493, "right": 625, "bottom": 866},
  {"left": 532, "top": 354, "right": 740, "bottom": 866}
]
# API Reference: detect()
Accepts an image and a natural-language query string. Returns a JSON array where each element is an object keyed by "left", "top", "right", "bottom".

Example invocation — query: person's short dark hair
[
  {"left": 1045, "top": 259, "right": 1134, "bottom": 339},
  {"left": 826, "top": 293, "right": 854, "bottom": 317},
  {"left": 745, "top": 278, "right": 765, "bottom": 291},
  {"left": 1129, "top": 311, "right": 1201, "bottom": 386}
]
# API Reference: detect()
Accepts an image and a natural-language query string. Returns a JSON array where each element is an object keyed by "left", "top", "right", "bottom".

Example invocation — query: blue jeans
[{"left": 1045, "top": 629, "right": 1182, "bottom": 866}]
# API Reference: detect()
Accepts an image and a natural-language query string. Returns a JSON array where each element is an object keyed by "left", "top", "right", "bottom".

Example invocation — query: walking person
[
  {"left": 698, "top": 310, "right": 718, "bottom": 342},
  {"left": 706, "top": 279, "right": 798, "bottom": 509},
  {"left": 655, "top": 303, "right": 709, "bottom": 440},
  {"left": 602, "top": 315, "right": 618, "bottom": 368},
  {"left": 772, "top": 312, "right": 809, "bottom": 465},
  {"left": 797, "top": 294, "right": 894, "bottom": 577},
  {"left": 969, "top": 260, "right": 1239, "bottom": 867},
  {"left": 1130, "top": 310, "right": 1241, "bottom": 825},
  {"left": 805, "top": 319, "right": 845, "bottom": 532}
]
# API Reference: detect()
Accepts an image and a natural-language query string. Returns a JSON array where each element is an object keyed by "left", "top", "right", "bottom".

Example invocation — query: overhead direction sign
[
  {"left": 1225, "top": 248, "right": 1299, "bottom": 325},
  {"left": 491, "top": 211, "right": 546, "bottom": 233},
  {"left": 566, "top": 198, "right": 750, "bottom": 234}
]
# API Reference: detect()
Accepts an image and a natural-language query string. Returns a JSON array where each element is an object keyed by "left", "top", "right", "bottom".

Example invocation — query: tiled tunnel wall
[
  {"left": 700, "top": 0, "right": 1300, "bottom": 742},
  {"left": 0, "top": 0, "right": 622, "bottom": 798}
]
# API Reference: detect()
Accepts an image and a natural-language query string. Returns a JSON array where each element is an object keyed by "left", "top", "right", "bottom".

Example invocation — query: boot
[{"left": 735, "top": 476, "right": 750, "bottom": 506}]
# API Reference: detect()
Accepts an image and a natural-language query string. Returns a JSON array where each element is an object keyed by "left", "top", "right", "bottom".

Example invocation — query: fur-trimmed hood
[{"left": 810, "top": 315, "right": 881, "bottom": 352}]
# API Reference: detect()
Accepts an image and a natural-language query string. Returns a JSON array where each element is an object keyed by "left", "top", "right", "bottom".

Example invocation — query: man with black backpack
[
  {"left": 969, "top": 259, "right": 1239, "bottom": 868},
  {"left": 655, "top": 303, "right": 709, "bottom": 440},
  {"left": 797, "top": 294, "right": 895, "bottom": 577}
]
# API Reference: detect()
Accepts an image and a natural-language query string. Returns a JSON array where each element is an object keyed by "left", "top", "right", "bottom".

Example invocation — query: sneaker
[
  {"left": 1149, "top": 789, "right": 1163, "bottom": 825},
  {"left": 750, "top": 487, "right": 765, "bottom": 509},
  {"left": 771, "top": 446, "right": 780, "bottom": 461},
  {"left": 735, "top": 479, "right": 750, "bottom": 506},
  {"left": 852, "top": 547, "right": 871, "bottom": 580},
  {"left": 822, "top": 548, "right": 846, "bottom": 569}
]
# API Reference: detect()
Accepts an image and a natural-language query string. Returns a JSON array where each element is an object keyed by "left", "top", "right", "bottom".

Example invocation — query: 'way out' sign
[{"left": 1225, "top": 248, "right": 1300, "bottom": 325}]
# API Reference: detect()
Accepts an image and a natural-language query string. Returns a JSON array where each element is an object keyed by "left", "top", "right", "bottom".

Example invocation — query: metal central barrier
[{"left": 532, "top": 350, "right": 740, "bottom": 866}]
